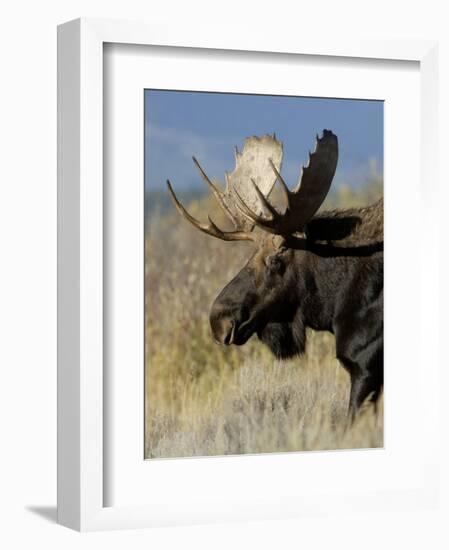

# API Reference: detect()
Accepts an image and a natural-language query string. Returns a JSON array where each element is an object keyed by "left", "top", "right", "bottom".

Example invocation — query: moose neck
[
  {"left": 292, "top": 247, "right": 369, "bottom": 335},
  {"left": 286, "top": 200, "right": 384, "bottom": 333}
]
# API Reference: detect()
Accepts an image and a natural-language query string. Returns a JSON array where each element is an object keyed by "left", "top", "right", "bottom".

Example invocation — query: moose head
[{"left": 167, "top": 130, "right": 338, "bottom": 359}]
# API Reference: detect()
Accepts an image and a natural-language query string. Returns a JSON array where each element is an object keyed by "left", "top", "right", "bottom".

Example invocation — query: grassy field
[{"left": 145, "top": 178, "right": 383, "bottom": 459}]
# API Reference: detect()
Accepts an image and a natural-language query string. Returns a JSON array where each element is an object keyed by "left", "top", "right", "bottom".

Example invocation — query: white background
[{"left": 1, "top": 1, "right": 448, "bottom": 549}]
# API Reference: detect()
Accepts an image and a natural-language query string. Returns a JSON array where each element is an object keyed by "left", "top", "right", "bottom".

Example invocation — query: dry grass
[{"left": 145, "top": 179, "right": 383, "bottom": 459}]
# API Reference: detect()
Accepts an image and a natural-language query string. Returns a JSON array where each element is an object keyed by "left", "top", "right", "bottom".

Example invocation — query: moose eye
[{"left": 266, "top": 254, "right": 285, "bottom": 275}]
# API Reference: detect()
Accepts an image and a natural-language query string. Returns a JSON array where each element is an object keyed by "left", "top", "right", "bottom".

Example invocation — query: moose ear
[{"left": 304, "top": 215, "right": 360, "bottom": 242}]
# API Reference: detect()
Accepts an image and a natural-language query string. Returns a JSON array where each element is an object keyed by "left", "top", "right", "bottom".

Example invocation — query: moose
[{"left": 167, "top": 130, "right": 383, "bottom": 418}]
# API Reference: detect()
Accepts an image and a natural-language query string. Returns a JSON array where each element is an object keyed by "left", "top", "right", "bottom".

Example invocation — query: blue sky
[{"left": 145, "top": 90, "right": 383, "bottom": 193}]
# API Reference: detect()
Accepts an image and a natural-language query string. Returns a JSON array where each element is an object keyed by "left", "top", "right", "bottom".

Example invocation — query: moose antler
[
  {"left": 166, "top": 180, "right": 256, "bottom": 242},
  {"left": 166, "top": 134, "right": 283, "bottom": 242},
  {"left": 234, "top": 130, "right": 338, "bottom": 236}
]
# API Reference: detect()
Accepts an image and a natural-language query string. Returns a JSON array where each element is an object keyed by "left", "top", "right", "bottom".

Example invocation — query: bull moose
[{"left": 167, "top": 130, "right": 383, "bottom": 418}]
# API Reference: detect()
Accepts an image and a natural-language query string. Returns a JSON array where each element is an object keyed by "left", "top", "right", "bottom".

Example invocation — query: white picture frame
[{"left": 57, "top": 17, "right": 440, "bottom": 531}]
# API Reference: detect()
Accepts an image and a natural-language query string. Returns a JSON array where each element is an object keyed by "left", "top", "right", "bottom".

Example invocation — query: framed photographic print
[
  {"left": 58, "top": 18, "right": 440, "bottom": 530},
  {"left": 144, "top": 91, "right": 384, "bottom": 460}
]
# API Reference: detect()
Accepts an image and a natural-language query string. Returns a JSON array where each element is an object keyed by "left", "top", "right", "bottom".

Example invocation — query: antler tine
[
  {"left": 268, "top": 159, "right": 291, "bottom": 203},
  {"left": 192, "top": 156, "right": 222, "bottom": 197},
  {"left": 234, "top": 186, "right": 286, "bottom": 235},
  {"left": 192, "top": 156, "right": 238, "bottom": 227},
  {"left": 249, "top": 178, "right": 279, "bottom": 219},
  {"left": 166, "top": 180, "right": 255, "bottom": 242},
  {"left": 233, "top": 187, "right": 268, "bottom": 225}
]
